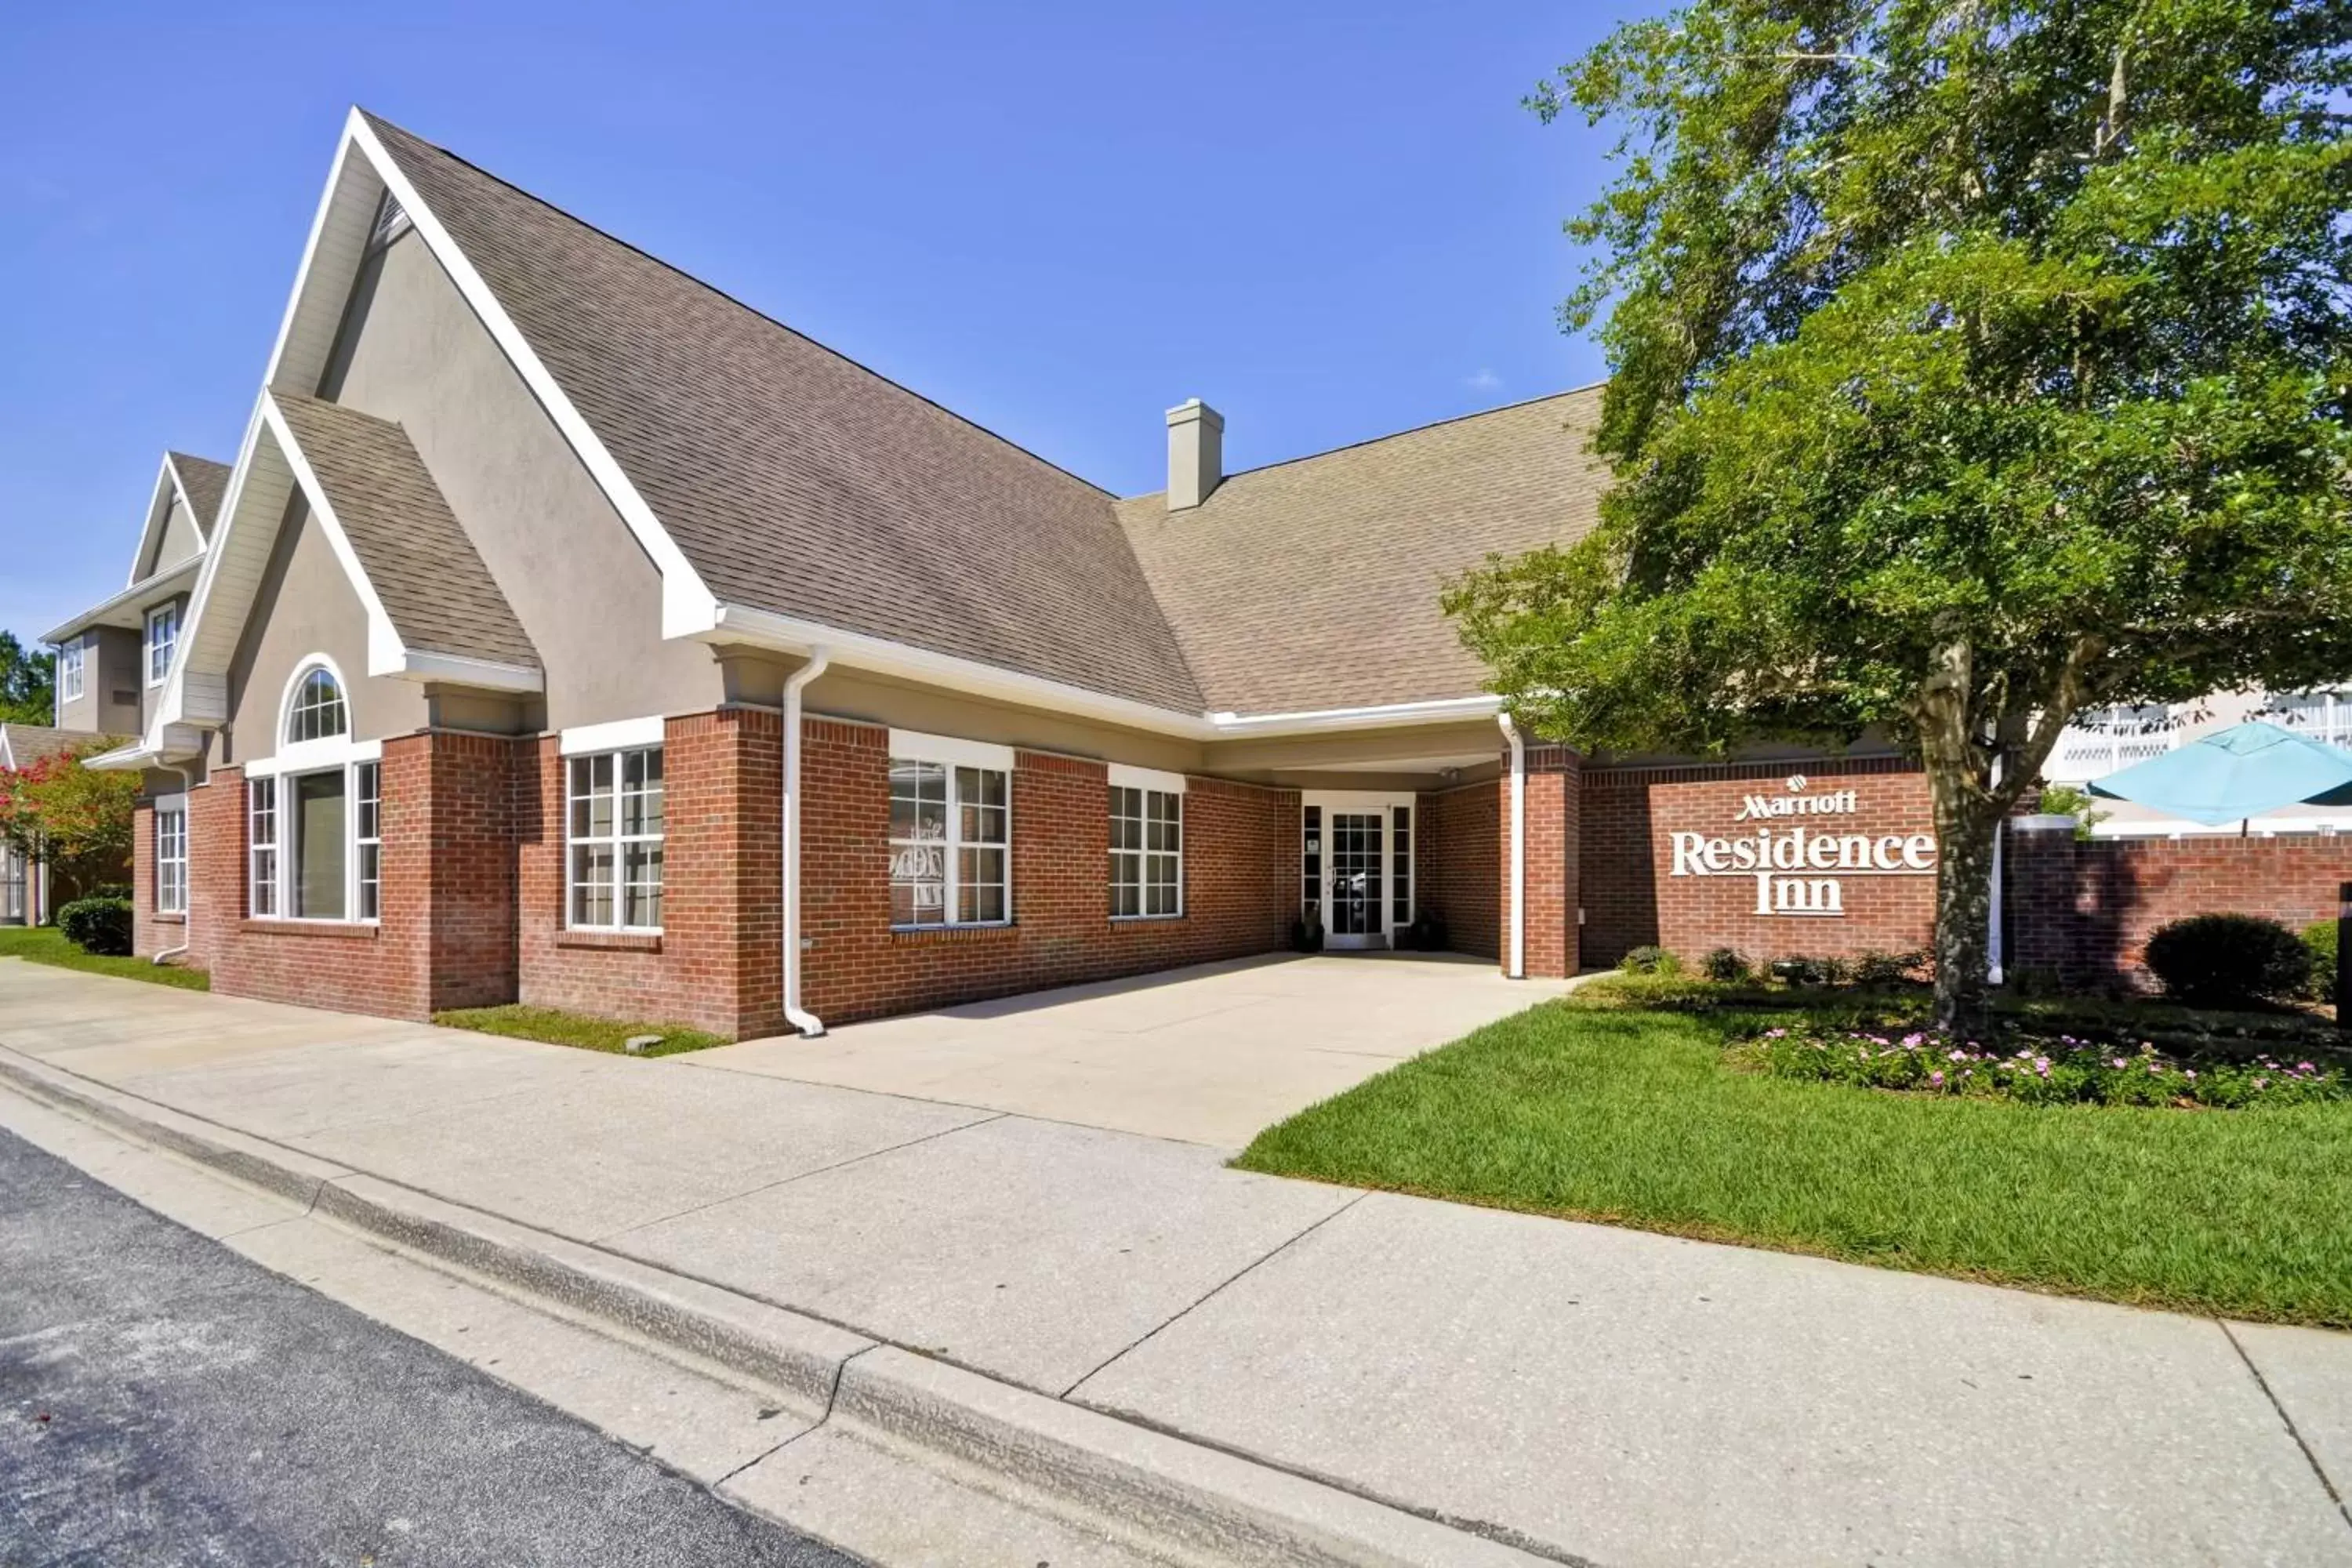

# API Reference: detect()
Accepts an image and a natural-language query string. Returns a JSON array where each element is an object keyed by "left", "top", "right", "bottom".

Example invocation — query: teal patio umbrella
[{"left": 2086, "top": 720, "right": 2352, "bottom": 827}]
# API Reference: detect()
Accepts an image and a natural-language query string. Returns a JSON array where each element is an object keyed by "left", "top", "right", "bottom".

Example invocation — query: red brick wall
[
  {"left": 799, "top": 716, "right": 1298, "bottom": 1025},
  {"left": 1519, "top": 746, "right": 1582, "bottom": 978},
  {"left": 1418, "top": 781, "right": 1500, "bottom": 960},
  {"left": 1580, "top": 757, "right": 1931, "bottom": 969},
  {"left": 131, "top": 802, "right": 176, "bottom": 958},
  {"left": 2007, "top": 829, "right": 2352, "bottom": 990},
  {"left": 516, "top": 709, "right": 783, "bottom": 1040}
]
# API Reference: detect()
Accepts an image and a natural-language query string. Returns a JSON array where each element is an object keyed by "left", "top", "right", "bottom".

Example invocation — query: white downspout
[
  {"left": 152, "top": 765, "right": 194, "bottom": 966},
  {"left": 1987, "top": 753, "right": 2005, "bottom": 986},
  {"left": 782, "top": 648, "right": 832, "bottom": 1036},
  {"left": 1499, "top": 712, "right": 1526, "bottom": 980}
]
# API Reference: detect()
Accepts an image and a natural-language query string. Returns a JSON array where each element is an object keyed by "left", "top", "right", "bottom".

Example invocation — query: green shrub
[
  {"left": 56, "top": 896, "right": 133, "bottom": 957},
  {"left": 1701, "top": 946, "right": 1749, "bottom": 982},
  {"left": 1853, "top": 949, "right": 1927, "bottom": 986},
  {"left": 2143, "top": 914, "right": 2313, "bottom": 1007},
  {"left": 1771, "top": 955, "right": 1851, "bottom": 987},
  {"left": 2307, "top": 919, "right": 2341, "bottom": 1006},
  {"left": 1619, "top": 944, "right": 1680, "bottom": 976},
  {"left": 1749, "top": 1019, "right": 2347, "bottom": 1109}
]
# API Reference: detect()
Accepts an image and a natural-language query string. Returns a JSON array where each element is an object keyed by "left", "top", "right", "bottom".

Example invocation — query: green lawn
[
  {"left": 432, "top": 1004, "right": 728, "bottom": 1058},
  {"left": 0, "top": 926, "right": 209, "bottom": 991},
  {"left": 1236, "top": 996, "right": 2352, "bottom": 1326}
]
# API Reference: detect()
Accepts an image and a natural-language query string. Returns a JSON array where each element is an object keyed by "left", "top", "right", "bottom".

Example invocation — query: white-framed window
[
  {"left": 887, "top": 731, "right": 1011, "bottom": 928},
  {"left": 245, "top": 658, "right": 381, "bottom": 924},
  {"left": 145, "top": 603, "right": 179, "bottom": 687},
  {"left": 355, "top": 761, "right": 381, "bottom": 921},
  {"left": 156, "top": 801, "right": 187, "bottom": 916},
  {"left": 285, "top": 663, "right": 347, "bottom": 744},
  {"left": 567, "top": 747, "right": 664, "bottom": 931},
  {"left": 249, "top": 777, "right": 278, "bottom": 917},
  {"left": 56, "top": 638, "right": 85, "bottom": 706},
  {"left": 1109, "top": 768, "right": 1183, "bottom": 918}
]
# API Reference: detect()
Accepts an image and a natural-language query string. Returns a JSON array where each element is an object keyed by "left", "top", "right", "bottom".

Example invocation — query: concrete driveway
[{"left": 698, "top": 953, "right": 1566, "bottom": 1148}]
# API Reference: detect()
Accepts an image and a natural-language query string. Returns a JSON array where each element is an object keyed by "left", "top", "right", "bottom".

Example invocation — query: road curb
[{"left": 0, "top": 1044, "right": 1549, "bottom": 1568}]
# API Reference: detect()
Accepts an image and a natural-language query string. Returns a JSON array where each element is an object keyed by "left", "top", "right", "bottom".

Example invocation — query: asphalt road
[{"left": 0, "top": 1127, "right": 862, "bottom": 1567}]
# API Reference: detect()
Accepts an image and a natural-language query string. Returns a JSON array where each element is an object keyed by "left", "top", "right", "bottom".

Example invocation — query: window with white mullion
[
  {"left": 890, "top": 759, "right": 1010, "bottom": 927},
  {"left": 249, "top": 778, "right": 279, "bottom": 917},
  {"left": 568, "top": 748, "right": 663, "bottom": 932},
  {"left": 355, "top": 762, "right": 382, "bottom": 921},
  {"left": 145, "top": 604, "right": 178, "bottom": 687},
  {"left": 156, "top": 805, "right": 187, "bottom": 916},
  {"left": 1109, "top": 785, "right": 1181, "bottom": 918},
  {"left": 57, "top": 639, "right": 85, "bottom": 705}
]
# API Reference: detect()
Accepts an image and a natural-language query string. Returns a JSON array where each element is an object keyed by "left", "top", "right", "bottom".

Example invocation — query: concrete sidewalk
[{"left": 3, "top": 959, "right": 2348, "bottom": 1566}]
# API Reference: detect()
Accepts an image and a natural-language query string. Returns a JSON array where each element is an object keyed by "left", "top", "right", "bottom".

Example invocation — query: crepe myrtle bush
[
  {"left": 2143, "top": 914, "right": 2314, "bottom": 1008},
  {"left": 1751, "top": 1023, "right": 2345, "bottom": 1108}
]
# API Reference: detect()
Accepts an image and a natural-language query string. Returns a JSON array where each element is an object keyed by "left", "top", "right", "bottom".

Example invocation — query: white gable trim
[{"left": 258, "top": 109, "right": 717, "bottom": 641}]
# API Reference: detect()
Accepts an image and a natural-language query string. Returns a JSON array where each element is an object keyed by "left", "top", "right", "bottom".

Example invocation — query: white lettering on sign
[{"left": 1668, "top": 776, "right": 1935, "bottom": 917}]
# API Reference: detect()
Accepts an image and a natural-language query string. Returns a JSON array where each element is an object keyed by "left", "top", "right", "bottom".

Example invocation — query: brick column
[
  {"left": 185, "top": 768, "right": 243, "bottom": 973},
  {"left": 1519, "top": 746, "right": 1583, "bottom": 978},
  {"left": 416, "top": 731, "right": 524, "bottom": 1012},
  {"left": 662, "top": 707, "right": 785, "bottom": 1039}
]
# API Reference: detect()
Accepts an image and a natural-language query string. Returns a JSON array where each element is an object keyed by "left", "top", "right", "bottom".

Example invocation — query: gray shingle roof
[
  {"left": 363, "top": 114, "right": 1205, "bottom": 714},
  {"left": 1114, "top": 390, "right": 1610, "bottom": 715},
  {"left": 168, "top": 452, "right": 233, "bottom": 533},
  {"left": 0, "top": 724, "right": 111, "bottom": 770},
  {"left": 273, "top": 392, "right": 541, "bottom": 672}
]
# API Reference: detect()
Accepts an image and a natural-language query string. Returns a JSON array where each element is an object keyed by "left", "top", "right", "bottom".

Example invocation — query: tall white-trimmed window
[
  {"left": 887, "top": 731, "right": 1011, "bottom": 928},
  {"left": 249, "top": 778, "right": 279, "bottom": 917},
  {"left": 1109, "top": 768, "right": 1183, "bottom": 919},
  {"left": 247, "top": 658, "right": 380, "bottom": 925},
  {"left": 156, "top": 802, "right": 187, "bottom": 916},
  {"left": 568, "top": 747, "right": 664, "bottom": 931},
  {"left": 355, "top": 761, "right": 382, "bottom": 921},
  {"left": 56, "top": 638, "right": 85, "bottom": 705},
  {"left": 145, "top": 603, "right": 179, "bottom": 687}
]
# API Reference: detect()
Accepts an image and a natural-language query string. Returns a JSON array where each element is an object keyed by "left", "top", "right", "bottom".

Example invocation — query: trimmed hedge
[
  {"left": 2143, "top": 913, "right": 2311, "bottom": 1008},
  {"left": 57, "top": 896, "right": 134, "bottom": 957}
]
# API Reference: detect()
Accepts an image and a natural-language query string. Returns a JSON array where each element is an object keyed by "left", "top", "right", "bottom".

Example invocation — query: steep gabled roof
[
  {"left": 0, "top": 724, "right": 111, "bottom": 770},
  {"left": 1115, "top": 389, "right": 1610, "bottom": 716},
  {"left": 271, "top": 393, "right": 539, "bottom": 673},
  {"left": 359, "top": 114, "right": 1205, "bottom": 715},
  {"left": 166, "top": 452, "right": 232, "bottom": 538}
]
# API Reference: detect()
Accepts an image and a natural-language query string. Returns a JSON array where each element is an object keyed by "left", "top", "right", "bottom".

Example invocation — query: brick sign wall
[{"left": 1581, "top": 757, "right": 1933, "bottom": 968}]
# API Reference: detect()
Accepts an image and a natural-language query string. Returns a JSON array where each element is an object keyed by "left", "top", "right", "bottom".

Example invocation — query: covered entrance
[{"left": 1301, "top": 790, "right": 1414, "bottom": 949}]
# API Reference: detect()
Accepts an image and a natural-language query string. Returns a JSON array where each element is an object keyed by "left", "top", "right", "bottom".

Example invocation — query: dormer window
[
  {"left": 285, "top": 664, "right": 348, "bottom": 744},
  {"left": 145, "top": 604, "right": 178, "bottom": 687}
]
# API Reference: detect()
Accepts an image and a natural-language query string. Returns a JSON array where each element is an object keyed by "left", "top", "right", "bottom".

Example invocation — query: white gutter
[
  {"left": 1987, "top": 753, "right": 2005, "bottom": 985},
  {"left": 782, "top": 648, "right": 832, "bottom": 1037},
  {"left": 1499, "top": 712, "right": 1526, "bottom": 979},
  {"left": 152, "top": 768, "right": 193, "bottom": 967}
]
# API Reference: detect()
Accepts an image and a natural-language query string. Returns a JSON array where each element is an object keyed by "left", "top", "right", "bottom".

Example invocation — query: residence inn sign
[{"left": 1668, "top": 775, "right": 1939, "bottom": 917}]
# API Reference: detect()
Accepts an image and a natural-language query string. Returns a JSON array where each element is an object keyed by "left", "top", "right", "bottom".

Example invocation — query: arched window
[{"left": 284, "top": 662, "right": 348, "bottom": 746}]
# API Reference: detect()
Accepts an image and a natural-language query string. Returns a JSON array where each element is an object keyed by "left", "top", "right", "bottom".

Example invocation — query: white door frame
[{"left": 1301, "top": 789, "right": 1416, "bottom": 949}]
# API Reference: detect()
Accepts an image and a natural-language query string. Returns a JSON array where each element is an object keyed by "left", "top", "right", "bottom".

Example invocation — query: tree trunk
[{"left": 1929, "top": 787, "right": 1998, "bottom": 1036}]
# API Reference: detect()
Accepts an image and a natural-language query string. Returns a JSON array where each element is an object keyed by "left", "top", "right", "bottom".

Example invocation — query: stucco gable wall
[
  {"left": 223, "top": 496, "right": 425, "bottom": 762},
  {"left": 323, "top": 230, "right": 716, "bottom": 729},
  {"left": 144, "top": 493, "right": 204, "bottom": 578}
]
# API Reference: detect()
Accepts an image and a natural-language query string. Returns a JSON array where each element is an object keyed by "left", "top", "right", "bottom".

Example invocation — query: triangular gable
[{"left": 125, "top": 452, "right": 230, "bottom": 586}]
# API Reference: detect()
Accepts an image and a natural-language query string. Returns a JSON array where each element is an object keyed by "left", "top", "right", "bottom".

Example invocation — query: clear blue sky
[{"left": 0, "top": 1, "right": 1652, "bottom": 648}]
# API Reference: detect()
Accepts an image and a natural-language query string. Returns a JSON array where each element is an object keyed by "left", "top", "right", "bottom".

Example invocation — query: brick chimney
[{"left": 1165, "top": 399, "right": 1223, "bottom": 510}]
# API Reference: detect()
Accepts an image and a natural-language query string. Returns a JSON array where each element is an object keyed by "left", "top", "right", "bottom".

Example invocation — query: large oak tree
[{"left": 1448, "top": 0, "right": 2352, "bottom": 1028}]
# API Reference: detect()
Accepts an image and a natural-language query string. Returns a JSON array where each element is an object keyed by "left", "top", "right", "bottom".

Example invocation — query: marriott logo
[{"left": 1735, "top": 775, "right": 1858, "bottom": 822}]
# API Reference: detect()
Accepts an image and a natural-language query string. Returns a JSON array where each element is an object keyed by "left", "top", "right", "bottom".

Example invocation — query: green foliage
[
  {"left": 433, "top": 1004, "right": 729, "bottom": 1057},
  {"left": 1702, "top": 946, "right": 1750, "bottom": 982},
  {"left": 0, "top": 632, "right": 53, "bottom": 728},
  {"left": 1238, "top": 1000, "right": 2352, "bottom": 1324},
  {"left": 0, "top": 925, "right": 207, "bottom": 989},
  {"left": 56, "top": 896, "right": 132, "bottom": 956},
  {"left": 2307, "top": 919, "right": 2341, "bottom": 1006},
  {"left": 1459, "top": 0, "right": 2352, "bottom": 1027},
  {"left": 1751, "top": 1020, "right": 2344, "bottom": 1107},
  {"left": 2035, "top": 784, "right": 2111, "bottom": 840},
  {"left": 1772, "top": 954, "right": 1853, "bottom": 987},
  {"left": 2143, "top": 913, "right": 2314, "bottom": 1006},
  {"left": 0, "top": 742, "right": 140, "bottom": 887},
  {"left": 1619, "top": 943, "right": 1682, "bottom": 975},
  {"left": 1852, "top": 949, "right": 1928, "bottom": 986}
]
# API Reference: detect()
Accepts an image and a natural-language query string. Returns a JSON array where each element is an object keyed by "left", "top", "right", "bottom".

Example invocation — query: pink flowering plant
[{"left": 1748, "top": 1024, "right": 2346, "bottom": 1109}]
